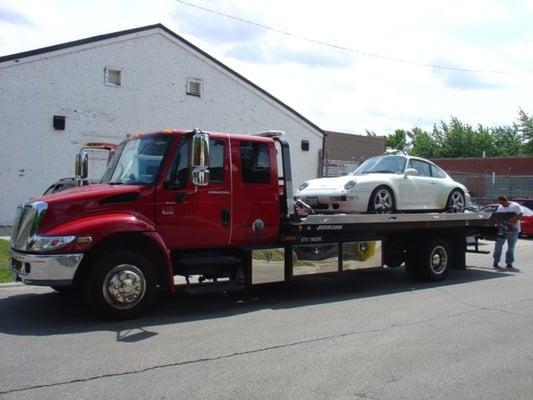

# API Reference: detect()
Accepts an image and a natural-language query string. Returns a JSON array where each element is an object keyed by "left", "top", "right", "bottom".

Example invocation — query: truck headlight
[
  {"left": 28, "top": 236, "right": 76, "bottom": 252},
  {"left": 344, "top": 180, "right": 356, "bottom": 190},
  {"left": 298, "top": 182, "right": 309, "bottom": 191}
]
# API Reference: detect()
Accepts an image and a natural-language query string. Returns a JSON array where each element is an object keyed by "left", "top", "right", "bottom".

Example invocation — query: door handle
[{"left": 221, "top": 208, "right": 230, "bottom": 227}]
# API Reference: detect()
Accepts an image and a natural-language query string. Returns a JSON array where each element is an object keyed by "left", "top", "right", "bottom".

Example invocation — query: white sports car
[{"left": 296, "top": 155, "right": 470, "bottom": 213}]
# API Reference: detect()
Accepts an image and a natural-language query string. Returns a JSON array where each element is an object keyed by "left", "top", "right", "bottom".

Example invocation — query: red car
[{"left": 480, "top": 204, "right": 533, "bottom": 237}]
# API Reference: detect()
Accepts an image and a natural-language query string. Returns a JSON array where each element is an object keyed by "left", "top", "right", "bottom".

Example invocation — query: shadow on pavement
[{"left": 0, "top": 266, "right": 514, "bottom": 338}]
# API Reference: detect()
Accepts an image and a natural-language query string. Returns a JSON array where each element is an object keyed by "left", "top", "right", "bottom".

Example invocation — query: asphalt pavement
[{"left": 1, "top": 239, "right": 533, "bottom": 399}]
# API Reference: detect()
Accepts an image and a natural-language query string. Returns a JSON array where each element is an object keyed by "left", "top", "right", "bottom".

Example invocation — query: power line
[{"left": 175, "top": 0, "right": 533, "bottom": 75}]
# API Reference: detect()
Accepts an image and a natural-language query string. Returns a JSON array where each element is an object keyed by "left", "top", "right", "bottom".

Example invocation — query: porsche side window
[
  {"left": 430, "top": 164, "right": 446, "bottom": 178},
  {"left": 409, "top": 160, "right": 431, "bottom": 177}
]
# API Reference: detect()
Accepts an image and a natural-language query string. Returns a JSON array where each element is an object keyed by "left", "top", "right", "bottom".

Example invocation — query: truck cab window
[
  {"left": 240, "top": 141, "right": 270, "bottom": 184},
  {"left": 165, "top": 138, "right": 189, "bottom": 190},
  {"left": 209, "top": 139, "right": 225, "bottom": 183},
  {"left": 101, "top": 134, "right": 171, "bottom": 185}
]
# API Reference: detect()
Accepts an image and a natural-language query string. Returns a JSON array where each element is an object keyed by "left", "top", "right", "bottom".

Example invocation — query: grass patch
[{"left": 0, "top": 240, "right": 12, "bottom": 283}]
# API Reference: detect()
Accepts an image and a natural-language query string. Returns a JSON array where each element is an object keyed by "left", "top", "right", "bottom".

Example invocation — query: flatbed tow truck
[{"left": 10, "top": 129, "right": 502, "bottom": 319}]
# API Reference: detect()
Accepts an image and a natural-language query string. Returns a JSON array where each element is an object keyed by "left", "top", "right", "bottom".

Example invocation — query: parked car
[
  {"left": 479, "top": 204, "right": 533, "bottom": 237},
  {"left": 296, "top": 155, "right": 470, "bottom": 213}
]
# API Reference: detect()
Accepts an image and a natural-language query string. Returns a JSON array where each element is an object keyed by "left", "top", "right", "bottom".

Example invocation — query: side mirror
[
  {"left": 75, "top": 151, "right": 89, "bottom": 182},
  {"left": 191, "top": 129, "right": 210, "bottom": 186},
  {"left": 404, "top": 168, "right": 418, "bottom": 177},
  {"left": 192, "top": 169, "right": 210, "bottom": 186}
]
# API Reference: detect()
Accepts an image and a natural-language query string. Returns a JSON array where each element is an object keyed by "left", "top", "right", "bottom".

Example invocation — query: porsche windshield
[
  {"left": 101, "top": 134, "right": 171, "bottom": 185},
  {"left": 352, "top": 155, "right": 407, "bottom": 175}
]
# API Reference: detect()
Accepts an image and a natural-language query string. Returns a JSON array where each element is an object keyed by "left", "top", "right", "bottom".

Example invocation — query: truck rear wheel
[
  {"left": 406, "top": 239, "right": 450, "bottom": 281},
  {"left": 85, "top": 251, "right": 157, "bottom": 320}
]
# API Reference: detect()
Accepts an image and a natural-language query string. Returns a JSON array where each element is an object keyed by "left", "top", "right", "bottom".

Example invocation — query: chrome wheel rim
[
  {"left": 430, "top": 246, "right": 448, "bottom": 275},
  {"left": 103, "top": 264, "right": 146, "bottom": 310},
  {"left": 373, "top": 188, "right": 393, "bottom": 213},
  {"left": 449, "top": 191, "right": 465, "bottom": 212}
]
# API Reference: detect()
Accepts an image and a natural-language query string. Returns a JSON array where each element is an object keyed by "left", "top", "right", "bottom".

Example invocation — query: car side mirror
[
  {"left": 75, "top": 151, "right": 89, "bottom": 181},
  {"left": 191, "top": 129, "right": 210, "bottom": 186},
  {"left": 192, "top": 169, "right": 210, "bottom": 186},
  {"left": 404, "top": 168, "right": 417, "bottom": 177}
]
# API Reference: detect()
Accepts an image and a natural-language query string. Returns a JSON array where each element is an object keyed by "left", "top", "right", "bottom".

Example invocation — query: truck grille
[{"left": 11, "top": 201, "right": 47, "bottom": 251}]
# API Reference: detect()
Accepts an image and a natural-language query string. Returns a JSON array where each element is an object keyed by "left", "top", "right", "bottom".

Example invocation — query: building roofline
[
  {"left": 0, "top": 23, "right": 324, "bottom": 136},
  {"left": 324, "top": 130, "right": 386, "bottom": 139}
]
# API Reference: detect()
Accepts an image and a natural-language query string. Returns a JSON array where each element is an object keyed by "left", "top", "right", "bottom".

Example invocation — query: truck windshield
[
  {"left": 100, "top": 134, "right": 172, "bottom": 185},
  {"left": 352, "top": 155, "right": 407, "bottom": 175}
]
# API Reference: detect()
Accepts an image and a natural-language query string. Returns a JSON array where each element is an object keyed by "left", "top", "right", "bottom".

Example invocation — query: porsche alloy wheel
[
  {"left": 369, "top": 186, "right": 395, "bottom": 214},
  {"left": 447, "top": 189, "right": 465, "bottom": 213}
]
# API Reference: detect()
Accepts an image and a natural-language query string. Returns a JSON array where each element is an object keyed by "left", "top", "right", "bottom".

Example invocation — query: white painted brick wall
[{"left": 0, "top": 29, "right": 323, "bottom": 225}]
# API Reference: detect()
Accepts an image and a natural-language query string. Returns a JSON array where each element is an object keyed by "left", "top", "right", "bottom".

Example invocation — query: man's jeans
[{"left": 494, "top": 231, "right": 519, "bottom": 266}]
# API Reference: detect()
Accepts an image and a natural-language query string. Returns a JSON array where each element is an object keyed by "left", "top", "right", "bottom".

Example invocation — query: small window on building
[
  {"left": 186, "top": 78, "right": 202, "bottom": 97},
  {"left": 105, "top": 67, "right": 122, "bottom": 87},
  {"left": 240, "top": 141, "right": 271, "bottom": 184}
]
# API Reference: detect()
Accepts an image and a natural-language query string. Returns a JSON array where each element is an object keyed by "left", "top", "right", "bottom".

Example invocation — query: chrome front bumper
[{"left": 10, "top": 250, "right": 83, "bottom": 286}]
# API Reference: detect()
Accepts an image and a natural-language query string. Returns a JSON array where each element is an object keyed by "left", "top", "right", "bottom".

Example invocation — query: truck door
[
  {"left": 156, "top": 135, "right": 232, "bottom": 249},
  {"left": 230, "top": 139, "right": 280, "bottom": 246}
]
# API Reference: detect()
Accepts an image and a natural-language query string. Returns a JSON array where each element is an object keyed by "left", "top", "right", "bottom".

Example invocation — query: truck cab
[{"left": 10, "top": 129, "right": 289, "bottom": 318}]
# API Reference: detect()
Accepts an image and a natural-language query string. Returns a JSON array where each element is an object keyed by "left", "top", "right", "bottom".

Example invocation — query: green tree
[
  {"left": 515, "top": 108, "right": 533, "bottom": 155},
  {"left": 434, "top": 117, "right": 494, "bottom": 158},
  {"left": 491, "top": 125, "right": 524, "bottom": 157},
  {"left": 386, "top": 129, "right": 408, "bottom": 154},
  {"left": 408, "top": 127, "right": 439, "bottom": 158}
]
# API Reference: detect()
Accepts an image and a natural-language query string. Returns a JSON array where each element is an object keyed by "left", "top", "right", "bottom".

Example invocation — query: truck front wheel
[{"left": 85, "top": 251, "right": 157, "bottom": 320}]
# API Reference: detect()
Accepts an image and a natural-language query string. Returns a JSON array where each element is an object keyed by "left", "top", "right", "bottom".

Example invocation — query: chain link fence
[{"left": 449, "top": 172, "right": 533, "bottom": 205}]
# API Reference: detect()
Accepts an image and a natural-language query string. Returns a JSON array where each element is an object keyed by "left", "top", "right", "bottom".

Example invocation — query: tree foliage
[
  {"left": 385, "top": 110, "right": 532, "bottom": 158},
  {"left": 385, "top": 129, "right": 408, "bottom": 154}
]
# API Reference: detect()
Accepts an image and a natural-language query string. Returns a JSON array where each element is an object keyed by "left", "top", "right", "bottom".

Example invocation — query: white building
[{"left": 0, "top": 24, "right": 324, "bottom": 225}]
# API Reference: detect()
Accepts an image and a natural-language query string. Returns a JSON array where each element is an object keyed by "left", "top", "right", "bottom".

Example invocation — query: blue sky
[{"left": 1, "top": 0, "right": 532, "bottom": 135}]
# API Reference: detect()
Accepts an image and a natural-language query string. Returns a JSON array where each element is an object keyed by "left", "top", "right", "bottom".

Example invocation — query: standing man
[{"left": 493, "top": 196, "right": 523, "bottom": 269}]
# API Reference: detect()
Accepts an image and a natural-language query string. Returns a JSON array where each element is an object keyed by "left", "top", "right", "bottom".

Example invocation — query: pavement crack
[
  {"left": 0, "top": 307, "right": 502, "bottom": 395},
  {"left": 433, "top": 287, "right": 533, "bottom": 320}
]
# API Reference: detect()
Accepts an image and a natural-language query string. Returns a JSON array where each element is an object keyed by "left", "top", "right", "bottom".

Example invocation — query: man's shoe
[
  {"left": 493, "top": 263, "right": 501, "bottom": 269},
  {"left": 506, "top": 265, "right": 514, "bottom": 269}
]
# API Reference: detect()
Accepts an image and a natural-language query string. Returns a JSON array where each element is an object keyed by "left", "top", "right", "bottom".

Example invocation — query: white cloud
[{"left": 1, "top": 0, "right": 532, "bottom": 134}]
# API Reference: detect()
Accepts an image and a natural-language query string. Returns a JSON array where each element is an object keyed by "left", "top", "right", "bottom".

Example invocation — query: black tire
[
  {"left": 368, "top": 186, "right": 395, "bottom": 214},
  {"left": 406, "top": 238, "right": 450, "bottom": 281},
  {"left": 84, "top": 251, "right": 157, "bottom": 320},
  {"left": 446, "top": 189, "right": 466, "bottom": 213}
]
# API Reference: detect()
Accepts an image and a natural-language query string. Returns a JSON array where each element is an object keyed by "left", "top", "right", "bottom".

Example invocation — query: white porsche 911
[{"left": 296, "top": 155, "right": 470, "bottom": 213}]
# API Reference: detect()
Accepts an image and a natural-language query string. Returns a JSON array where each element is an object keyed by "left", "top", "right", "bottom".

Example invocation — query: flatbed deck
[{"left": 283, "top": 212, "right": 503, "bottom": 245}]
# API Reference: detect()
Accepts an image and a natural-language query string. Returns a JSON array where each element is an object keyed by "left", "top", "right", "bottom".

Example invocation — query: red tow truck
[{"left": 10, "top": 129, "right": 500, "bottom": 319}]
